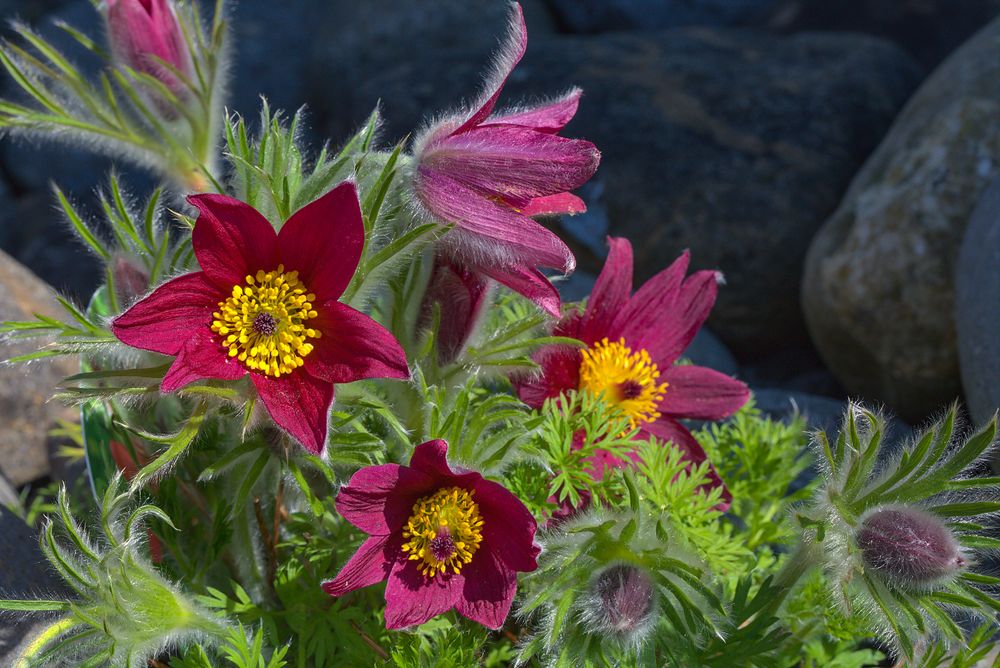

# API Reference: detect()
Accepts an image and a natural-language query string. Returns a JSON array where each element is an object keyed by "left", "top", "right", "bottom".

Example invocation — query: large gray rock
[
  {"left": 546, "top": 0, "right": 780, "bottom": 33},
  {"left": 770, "top": 0, "right": 1000, "bottom": 70},
  {"left": 802, "top": 16, "right": 1000, "bottom": 423},
  {"left": 347, "top": 28, "right": 919, "bottom": 356},
  {"left": 957, "top": 177, "right": 1000, "bottom": 425},
  {"left": 0, "top": 249, "right": 78, "bottom": 485}
]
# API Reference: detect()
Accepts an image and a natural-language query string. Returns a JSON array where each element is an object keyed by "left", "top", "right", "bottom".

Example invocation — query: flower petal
[
  {"left": 609, "top": 251, "right": 689, "bottom": 344},
  {"left": 306, "top": 301, "right": 409, "bottom": 384},
  {"left": 161, "top": 331, "right": 245, "bottom": 392},
  {"left": 420, "top": 170, "right": 575, "bottom": 273},
  {"left": 473, "top": 478, "right": 540, "bottom": 572},
  {"left": 477, "top": 263, "right": 563, "bottom": 318},
  {"left": 513, "top": 344, "right": 581, "bottom": 408},
  {"left": 641, "top": 417, "right": 732, "bottom": 510},
  {"left": 384, "top": 560, "right": 461, "bottom": 630},
  {"left": 277, "top": 182, "right": 364, "bottom": 303},
  {"left": 111, "top": 272, "right": 220, "bottom": 356},
  {"left": 408, "top": 439, "right": 456, "bottom": 479},
  {"left": 581, "top": 237, "right": 633, "bottom": 344},
  {"left": 455, "top": 547, "right": 517, "bottom": 629},
  {"left": 188, "top": 194, "right": 279, "bottom": 290},
  {"left": 453, "top": 2, "right": 527, "bottom": 135},
  {"left": 657, "top": 365, "right": 750, "bottom": 421},
  {"left": 488, "top": 88, "right": 582, "bottom": 134},
  {"left": 422, "top": 126, "right": 600, "bottom": 209},
  {"left": 322, "top": 535, "right": 399, "bottom": 597},
  {"left": 519, "top": 192, "right": 587, "bottom": 217},
  {"left": 336, "top": 463, "right": 434, "bottom": 536},
  {"left": 251, "top": 371, "right": 333, "bottom": 454}
]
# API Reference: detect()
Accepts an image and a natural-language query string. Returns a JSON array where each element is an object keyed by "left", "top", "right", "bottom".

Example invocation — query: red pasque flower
[
  {"left": 411, "top": 2, "right": 600, "bottom": 317},
  {"left": 419, "top": 254, "right": 491, "bottom": 365},
  {"left": 111, "top": 182, "right": 409, "bottom": 454},
  {"left": 514, "top": 237, "right": 749, "bottom": 503},
  {"left": 322, "top": 439, "right": 540, "bottom": 630}
]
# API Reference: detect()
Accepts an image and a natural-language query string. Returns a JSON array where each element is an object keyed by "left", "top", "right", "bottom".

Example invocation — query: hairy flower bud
[
  {"left": 106, "top": 0, "right": 193, "bottom": 97},
  {"left": 581, "top": 563, "right": 656, "bottom": 643},
  {"left": 111, "top": 254, "right": 150, "bottom": 306},
  {"left": 856, "top": 506, "right": 966, "bottom": 586},
  {"left": 419, "top": 256, "right": 490, "bottom": 365}
]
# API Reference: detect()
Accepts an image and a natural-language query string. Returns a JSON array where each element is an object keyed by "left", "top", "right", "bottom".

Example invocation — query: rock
[
  {"left": 768, "top": 0, "right": 1000, "bottom": 70},
  {"left": 957, "top": 177, "right": 1000, "bottom": 425},
  {"left": 740, "top": 345, "right": 845, "bottom": 398},
  {"left": 685, "top": 328, "right": 739, "bottom": 377},
  {"left": 802, "top": 16, "right": 1000, "bottom": 423},
  {"left": 546, "top": 0, "right": 780, "bottom": 33},
  {"left": 0, "top": 509, "right": 70, "bottom": 663},
  {"left": 0, "top": 250, "right": 78, "bottom": 486},
  {"left": 308, "top": 0, "right": 556, "bottom": 145},
  {"left": 752, "top": 388, "right": 846, "bottom": 435},
  {"left": 349, "top": 28, "right": 919, "bottom": 355}
]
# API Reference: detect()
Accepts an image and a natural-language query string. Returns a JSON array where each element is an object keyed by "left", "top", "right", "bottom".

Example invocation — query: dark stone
[
  {"left": 685, "top": 328, "right": 739, "bottom": 377},
  {"left": 752, "top": 388, "right": 846, "bottom": 435},
  {"left": 739, "top": 345, "right": 845, "bottom": 398},
  {"left": 802, "top": 17, "right": 1000, "bottom": 423},
  {"left": 768, "top": 0, "right": 1000, "bottom": 70},
  {"left": 957, "top": 177, "right": 1000, "bottom": 425},
  {"left": 0, "top": 509, "right": 70, "bottom": 663},
  {"left": 349, "top": 28, "right": 920, "bottom": 356},
  {"left": 546, "top": 0, "right": 780, "bottom": 33}
]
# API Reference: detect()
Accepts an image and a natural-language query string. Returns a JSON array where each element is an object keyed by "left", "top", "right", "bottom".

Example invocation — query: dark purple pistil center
[
  {"left": 252, "top": 312, "right": 278, "bottom": 336},
  {"left": 430, "top": 529, "right": 456, "bottom": 561},
  {"left": 618, "top": 380, "right": 644, "bottom": 400}
]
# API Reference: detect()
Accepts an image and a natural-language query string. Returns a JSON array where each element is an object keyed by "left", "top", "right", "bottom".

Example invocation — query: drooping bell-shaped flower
[
  {"left": 856, "top": 506, "right": 966, "bottom": 587},
  {"left": 410, "top": 2, "right": 600, "bottom": 317},
  {"left": 419, "top": 255, "right": 491, "bottom": 365},
  {"left": 106, "top": 0, "right": 193, "bottom": 96},
  {"left": 110, "top": 254, "right": 150, "bottom": 307}
]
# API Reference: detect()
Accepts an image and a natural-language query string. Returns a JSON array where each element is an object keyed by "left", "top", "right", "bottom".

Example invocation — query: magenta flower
[
  {"left": 420, "top": 254, "right": 491, "bottom": 364},
  {"left": 411, "top": 2, "right": 600, "bottom": 317},
  {"left": 514, "top": 237, "right": 749, "bottom": 504},
  {"left": 111, "top": 182, "right": 409, "bottom": 454},
  {"left": 323, "top": 439, "right": 540, "bottom": 630},
  {"left": 106, "top": 0, "right": 193, "bottom": 95}
]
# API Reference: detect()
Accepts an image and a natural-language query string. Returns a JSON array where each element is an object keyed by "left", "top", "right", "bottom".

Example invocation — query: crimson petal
[
  {"left": 384, "top": 560, "right": 462, "bottom": 630},
  {"left": 473, "top": 477, "right": 540, "bottom": 572},
  {"left": 581, "top": 237, "right": 633, "bottom": 344},
  {"left": 477, "top": 263, "right": 563, "bottom": 318},
  {"left": 609, "top": 251, "right": 689, "bottom": 344},
  {"left": 322, "top": 535, "right": 399, "bottom": 597},
  {"left": 161, "top": 331, "right": 244, "bottom": 392},
  {"left": 336, "top": 463, "right": 434, "bottom": 536},
  {"left": 658, "top": 365, "right": 750, "bottom": 421},
  {"left": 519, "top": 192, "right": 587, "bottom": 217},
  {"left": 111, "top": 272, "right": 220, "bottom": 356},
  {"left": 251, "top": 371, "right": 333, "bottom": 454},
  {"left": 488, "top": 88, "right": 582, "bottom": 134},
  {"left": 453, "top": 2, "right": 527, "bottom": 135},
  {"left": 455, "top": 547, "right": 518, "bottom": 629},
  {"left": 306, "top": 301, "right": 409, "bottom": 384},
  {"left": 423, "top": 126, "right": 600, "bottom": 208},
  {"left": 277, "top": 182, "right": 364, "bottom": 303},
  {"left": 188, "top": 194, "right": 279, "bottom": 291}
]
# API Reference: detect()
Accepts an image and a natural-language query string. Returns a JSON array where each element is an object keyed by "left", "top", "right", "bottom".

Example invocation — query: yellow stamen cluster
[
  {"left": 401, "top": 486, "right": 484, "bottom": 578},
  {"left": 210, "top": 265, "right": 320, "bottom": 377},
  {"left": 578, "top": 337, "right": 669, "bottom": 430}
]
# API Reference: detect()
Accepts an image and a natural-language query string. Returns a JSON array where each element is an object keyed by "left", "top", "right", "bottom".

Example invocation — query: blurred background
[{"left": 3, "top": 0, "right": 1000, "bottom": 492}]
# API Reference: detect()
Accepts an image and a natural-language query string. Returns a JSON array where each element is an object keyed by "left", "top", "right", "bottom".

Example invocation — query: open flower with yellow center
[
  {"left": 514, "top": 237, "right": 750, "bottom": 507},
  {"left": 323, "top": 440, "right": 540, "bottom": 630},
  {"left": 111, "top": 182, "right": 410, "bottom": 454}
]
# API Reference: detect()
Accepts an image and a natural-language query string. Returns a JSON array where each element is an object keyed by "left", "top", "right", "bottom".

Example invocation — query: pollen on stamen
[
  {"left": 209, "top": 265, "right": 320, "bottom": 378},
  {"left": 578, "top": 337, "right": 669, "bottom": 430}
]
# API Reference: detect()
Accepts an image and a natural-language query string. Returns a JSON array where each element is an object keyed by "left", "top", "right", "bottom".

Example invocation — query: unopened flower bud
[
  {"left": 856, "top": 506, "right": 966, "bottom": 586},
  {"left": 419, "top": 256, "right": 489, "bottom": 365},
  {"left": 106, "top": 0, "right": 193, "bottom": 97},
  {"left": 581, "top": 563, "right": 656, "bottom": 642},
  {"left": 111, "top": 255, "right": 150, "bottom": 306}
]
